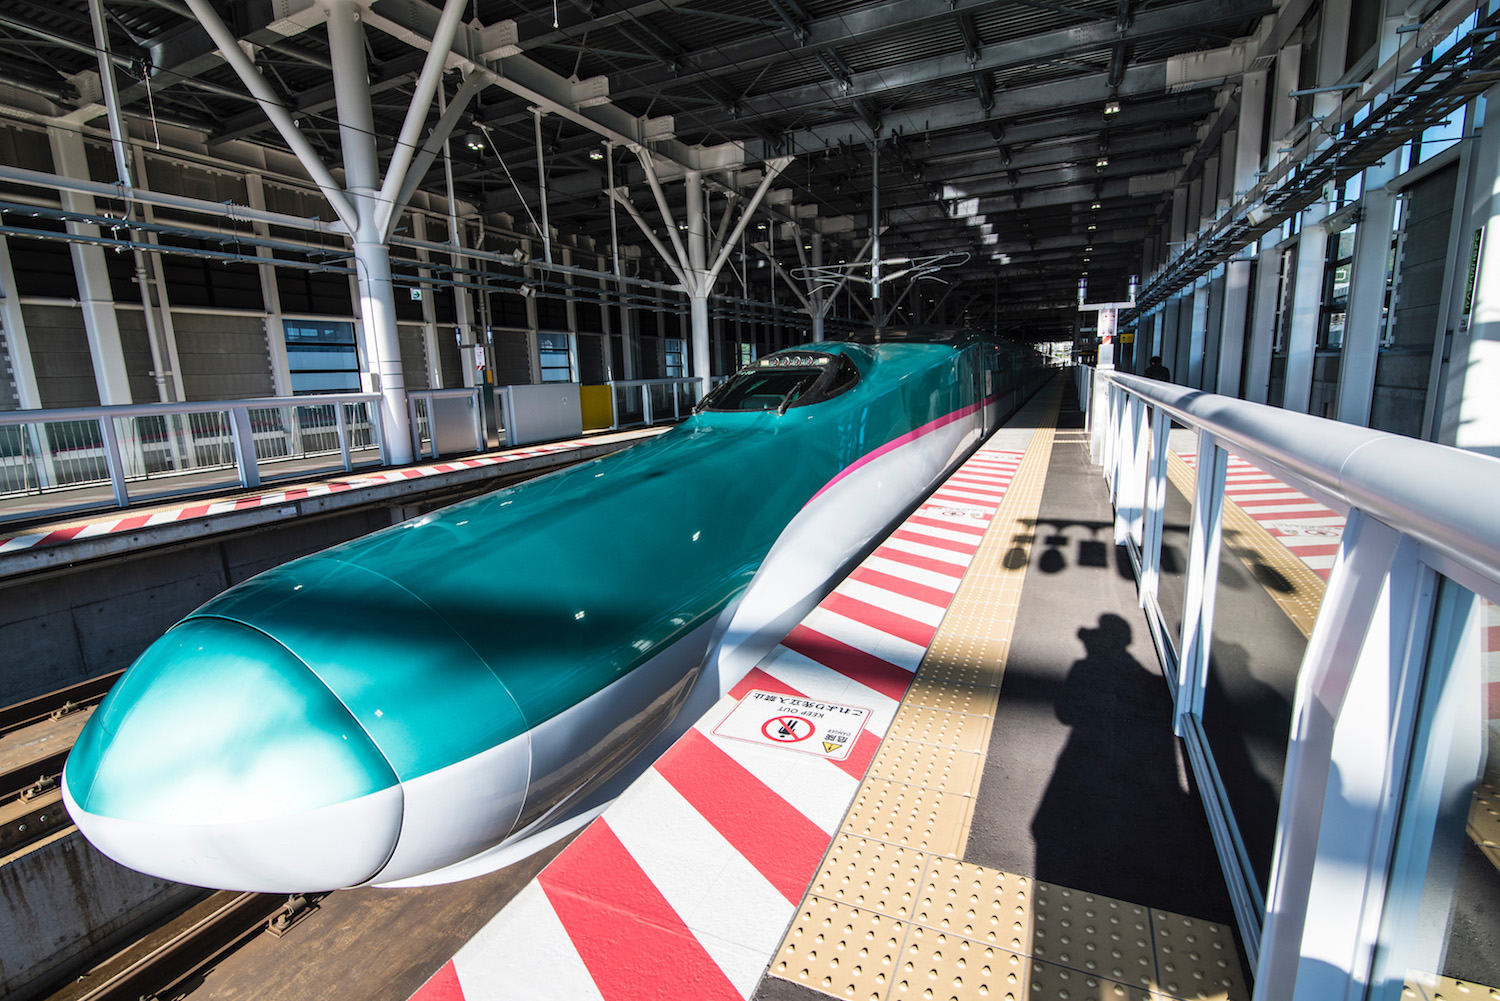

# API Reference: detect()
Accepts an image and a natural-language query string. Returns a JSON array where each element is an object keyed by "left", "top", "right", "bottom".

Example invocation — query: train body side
[{"left": 63, "top": 334, "right": 1041, "bottom": 891}]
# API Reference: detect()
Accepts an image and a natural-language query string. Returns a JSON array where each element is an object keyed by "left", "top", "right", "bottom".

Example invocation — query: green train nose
[{"left": 64, "top": 617, "right": 404, "bottom": 891}]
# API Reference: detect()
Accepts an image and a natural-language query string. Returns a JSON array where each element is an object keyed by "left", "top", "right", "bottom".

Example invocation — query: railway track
[
  {"left": 42, "top": 890, "right": 327, "bottom": 1001},
  {"left": 0, "top": 672, "right": 121, "bottom": 857}
]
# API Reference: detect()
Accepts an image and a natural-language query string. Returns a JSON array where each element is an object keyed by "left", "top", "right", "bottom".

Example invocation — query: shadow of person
[{"left": 1031, "top": 613, "right": 1232, "bottom": 920}]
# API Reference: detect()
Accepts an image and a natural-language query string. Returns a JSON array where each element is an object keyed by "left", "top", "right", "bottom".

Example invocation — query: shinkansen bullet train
[{"left": 63, "top": 328, "right": 1044, "bottom": 892}]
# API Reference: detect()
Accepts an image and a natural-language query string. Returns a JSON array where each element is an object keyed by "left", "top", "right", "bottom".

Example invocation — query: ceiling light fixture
[
  {"left": 1104, "top": 100, "right": 1121, "bottom": 114},
  {"left": 589, "top": 149, "right": 605, "bottom": 160},
  {"left": 1095, "top": 157, "right": 1109, "bottom": 168}
]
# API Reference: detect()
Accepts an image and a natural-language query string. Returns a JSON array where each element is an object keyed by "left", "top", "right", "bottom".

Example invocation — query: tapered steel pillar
[
  {"left": 327, "top": 0, "right": 412, "bottom": 463},
  {"left": 686, "top": 170, "right": 712, "bottom": 393}
]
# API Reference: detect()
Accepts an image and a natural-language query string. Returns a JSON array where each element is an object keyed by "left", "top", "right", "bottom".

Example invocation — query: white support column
[
  {"left": 1450, "top": 82, "right": 1500, "bottom": 456},
  {"left": 1202, "top": 271, "right": 1225, "bottom": 392},
  {"left": 414, "top": 216, "right": 443, "bottom": 389},
  {"left": 1188, "top": 279, "right": 1210, "bottom": 389},
  {"left": 128, "top": 145, "right": 184, "bottom": 403},
  {"left": 328, "top": 0, "right": 412, "bottom": 463},
  {"left": 0, "top": 234, "right": 41, "bottom": 409},
  {"left": 1283, "top": 213, "right": 1328, "bottom": 413},
  {"left": 1336, "top": 161, "right": 1399, "bottom": 427},
  {"left": 47, "top": 126, "right": 132, "bottom": 405},
  {"left": 1218, "top": 70, "right": 1267, "bottom": 397},
  {"left": 247, "top": 173, "right": 293, "bottom": 397},
  {"left": 810, "top": 231, "right": 826, "bottom": 342}
]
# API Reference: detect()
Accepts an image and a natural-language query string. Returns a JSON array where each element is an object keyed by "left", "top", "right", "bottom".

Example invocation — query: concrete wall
[
  {"left": 0, "top": 831, "right": 202, "bottom": 1001},
  {"left": 0, "top": 506, "right": 393, "bottom": 703}
]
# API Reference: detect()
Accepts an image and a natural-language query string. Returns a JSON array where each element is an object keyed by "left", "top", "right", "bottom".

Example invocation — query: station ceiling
[{"left": 0, "top": 0, "right": 1274, "bottom": 339}]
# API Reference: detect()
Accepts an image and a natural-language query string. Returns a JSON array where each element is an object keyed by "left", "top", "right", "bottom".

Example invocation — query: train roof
[{"left": 824, "top": 326, "right": 1003, "bottom": 348}]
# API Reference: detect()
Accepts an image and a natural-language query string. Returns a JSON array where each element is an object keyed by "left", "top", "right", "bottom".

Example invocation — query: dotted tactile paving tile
[
  {"left": 1032, "top": 885, "right": 1157, "bottom": 991},
  {"left": 810, "top": 835, "right": 929, "bottom": 920},
  {"left": 869, "top": 737, "right": 983, "bottom": 795},
  {"left": 1430, "top": 978, "right": 1500, "bottom": 1000},
  {"left": 773, "top": 896, "right": 909, "bottom": 1000},
  {"left": 1150, "top": 911, "right": 1244, "bottom": 1001},
  {"left": 1165, "top": 451, "right": 1325, "bottom": 640},
  {"left": 1470, "top": 775, "right": 1500, "bottom": 874},
  {"left": 842, "top": 777, "right": 974, "bottom": 854},
  {"left": 914, "top": 855, "right": 1033, "bottom": 952}
]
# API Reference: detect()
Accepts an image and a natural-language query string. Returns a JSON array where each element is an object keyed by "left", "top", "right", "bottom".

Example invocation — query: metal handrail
[
  {"left": 0, "top": 392, "right": 381, "bottom": 426},
  {"left": 1099, "top": 370, "right": 1500, "bottom": 589}
]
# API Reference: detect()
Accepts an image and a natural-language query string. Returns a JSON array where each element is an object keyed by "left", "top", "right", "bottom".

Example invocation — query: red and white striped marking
[
  {"left": 0, "top": 441, "right": 592, "bottom": 556},
  {"left": 407, "top": 447, "right": 1025, "bottom": 1001},
  {"left": 1181, "top": 451, "right": 1347, "bottom": 580}
]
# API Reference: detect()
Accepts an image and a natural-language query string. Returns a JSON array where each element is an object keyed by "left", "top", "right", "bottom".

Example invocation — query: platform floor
[{"left": 752, "top": 381, "right": 1244, "bottom": 1001}]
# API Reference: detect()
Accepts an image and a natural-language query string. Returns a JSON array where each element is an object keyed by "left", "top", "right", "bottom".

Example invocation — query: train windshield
[{"left": 702, "top": 352, "right": 859, "bottom": 413}]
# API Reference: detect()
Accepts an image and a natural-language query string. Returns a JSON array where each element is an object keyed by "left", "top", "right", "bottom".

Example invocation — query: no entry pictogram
[
  {"left": 761, "top": 715, "right": 814, "bottom": 742},
  {"left": 713, "top": 690, "right": 873, "bottom": 760}
]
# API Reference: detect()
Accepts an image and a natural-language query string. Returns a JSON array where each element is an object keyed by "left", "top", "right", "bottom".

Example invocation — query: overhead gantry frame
[{"left": 176, "top": 0, "right": 793, "bottom": 453}]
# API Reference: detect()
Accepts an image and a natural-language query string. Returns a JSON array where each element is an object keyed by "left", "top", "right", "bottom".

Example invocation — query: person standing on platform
[{"left": 1143, "top": 356, "right": 1170, "bottom": 381}]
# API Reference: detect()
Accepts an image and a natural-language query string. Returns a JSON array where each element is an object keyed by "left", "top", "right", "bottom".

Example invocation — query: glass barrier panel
[
  {"left": 648, "top": 382, "right": 673, "bottom": 421},
  {"left": 115, "top": 412, "right": 239, "bottom": 503},
  {"left": 614, "top": 385, "right": 645, "bottom": 426},
  {"left": 48, "top": 418, "right": 110, "bottom": 488},
  {"left": 0, "top": 424, "right": 41, "bottom": 496},
  {"left": 249, "top": 407, "right": 292, "bottom": 462},
  {"left": 1202, "top": 448, "right": 1341, "bottom": 898},
  {"left": 188, "top": 410, "right": 234, "bottom": 468},
  {"left": 344, "top": 401, "right": 381, "bottom": 466},
  {"left": 411, "top": 399, "right": 433, "bottom": 457},
  {"left": 0, "top": 419, "right": 122, "bottom": 520},
  {"left": 1154, "top": 421, "right": 1198, "bottom": 657},
  {"left": 1374, "top": 585, "right": 1500, "bottom": 1000}
]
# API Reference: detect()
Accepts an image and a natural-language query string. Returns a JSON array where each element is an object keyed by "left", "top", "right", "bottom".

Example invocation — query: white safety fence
[
  {"left": 0, "top": 393, "right": 385, "bottom": 522},
  {"left": 1080, "top": 365, "right": 1500, "bottom": 1001}
]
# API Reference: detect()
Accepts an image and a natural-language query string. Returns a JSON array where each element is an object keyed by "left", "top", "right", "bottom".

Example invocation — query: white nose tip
[{"left": 63, "top": 618, "right": 405, "bottom": 891}]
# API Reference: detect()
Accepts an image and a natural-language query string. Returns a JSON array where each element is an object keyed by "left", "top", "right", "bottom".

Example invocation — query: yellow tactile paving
[
  {"left": 773, "top": 896, "right": 908, "bottom": 999},
  {"left": 915, "top": 855, "right": 1033, "bottom": 951},
  {"left": 1405, "top": 978, "right": 1500, "bottom": 1001},
  {"left": 1151, "top": 911, "right": 1245, "bottom": 1000},
  {"left": 812, "top": 835, "right": 929, "bottom": 920},
  {"left": 1032, "top": 885, "right": 1156, "bottom": 990},
  {"left": 771, "top": 387, "right": 1252, "bottom": 1001},
  {"left": 1163, "top": 450, "right": 1325, "bottom": 640},
  {"left": 842, "top": 777, "right": 973, "bottom": 854}
]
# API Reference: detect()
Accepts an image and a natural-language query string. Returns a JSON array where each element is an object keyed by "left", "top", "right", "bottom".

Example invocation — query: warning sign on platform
[{"left": 713, "top": 690, "right": 872, "bottom": 760}]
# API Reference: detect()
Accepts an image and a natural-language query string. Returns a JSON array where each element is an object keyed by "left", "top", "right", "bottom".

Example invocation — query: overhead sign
[{"left": 713, "top": 690, "right": 872, "bottom": 760}]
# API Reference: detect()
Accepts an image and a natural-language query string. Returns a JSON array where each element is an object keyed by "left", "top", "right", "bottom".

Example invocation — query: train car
[{"left": 62, "top": 328, "right": 1043, "bottom": 892}]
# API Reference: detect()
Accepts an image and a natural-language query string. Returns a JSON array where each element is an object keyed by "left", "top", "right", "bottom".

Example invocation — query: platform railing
[
  {"left": 607, "top": 377, "right": 702, "bottom": 429},
  {"left": 0, "top": 393, "right": 384, "bottom": 524},
  {"left": 1081, "top": 366, "right": 1500, "bottom": 1000}
]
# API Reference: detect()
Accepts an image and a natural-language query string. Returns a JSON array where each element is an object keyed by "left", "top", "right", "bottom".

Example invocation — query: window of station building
[
  {"left": 538, "top": 332, "right": 573, "bottom": 382},
  {"left": 738, "top": 342, "right": 757, "bottom": 367},
  {"left": 1319, "top": 226, "right": 1356, "bottom": 350},
  {"left": 664, "top": 338, "right": 684, "bottom": 378},
  {"left": 284, "top": 320, "right": 361, "bottom": 394}
]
